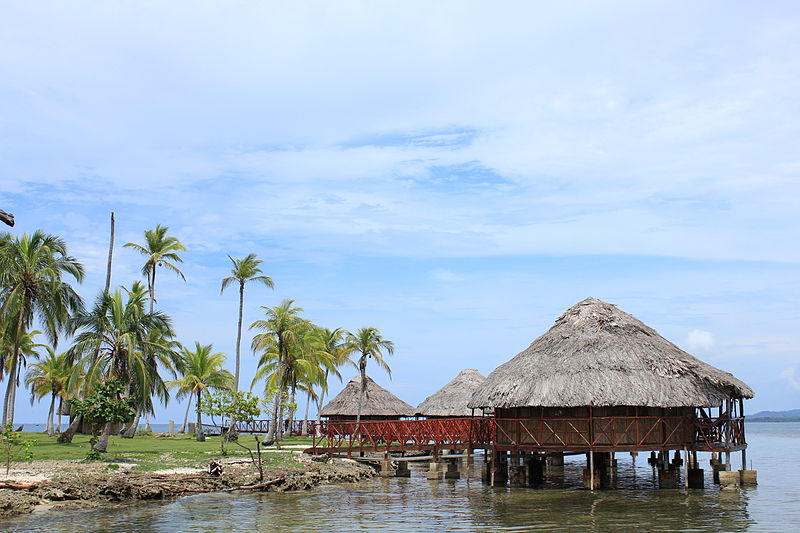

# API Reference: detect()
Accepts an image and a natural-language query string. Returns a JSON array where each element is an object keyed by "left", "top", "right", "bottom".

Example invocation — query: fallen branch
[
  {"left": 0, "top": 209, "right": 13, "bottom": 227},
  {"left": 0, "top": 482, "right": 40, "bottom": 490},
  {"left": 223, "top": 477, "right": 284, "bottom": 492}
]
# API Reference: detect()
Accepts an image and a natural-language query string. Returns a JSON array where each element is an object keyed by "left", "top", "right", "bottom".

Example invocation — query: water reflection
[{"left": 20, "top": 425, "right": 800, "bottom": 532}]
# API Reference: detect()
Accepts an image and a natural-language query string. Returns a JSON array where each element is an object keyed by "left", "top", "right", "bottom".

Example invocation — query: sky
[{"left": 1, "top": 1, "right": 799, "bottom": 425}]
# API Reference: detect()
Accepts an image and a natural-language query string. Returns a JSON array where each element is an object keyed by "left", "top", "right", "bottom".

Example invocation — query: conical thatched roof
[
  {"left": 469, "top": 298, "right": 754, "bottom": 409},
  {"left": 320, "top": 375, "right": 415, "bottom": 418},
  {"left": 416, "top": 369, "right": 486, "bottom": 417}
]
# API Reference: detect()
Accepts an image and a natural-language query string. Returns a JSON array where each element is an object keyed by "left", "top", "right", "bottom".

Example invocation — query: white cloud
[
  {"left": 779, "top": 368, "right": 800, "bottom": 391},
  {"left": 685, "top": 329, "right": 716, "bottom": 352},
  {"left": 430, "top": 268, "right": 466, "bottom": 283}
]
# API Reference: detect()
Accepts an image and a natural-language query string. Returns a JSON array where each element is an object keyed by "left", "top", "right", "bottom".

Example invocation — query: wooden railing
[{"left": 308, "top": 415, "right": 746, "bottom": 455}]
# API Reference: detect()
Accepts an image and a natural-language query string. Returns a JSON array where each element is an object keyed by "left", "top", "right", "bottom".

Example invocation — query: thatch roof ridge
[
  {"left": 416, "top": 368, "right": 486, "bottom": 417},
  {"left": 469, "top": 297, "right": 754, "bottom": 409},
  {"left": 320, "top": 374, "right": 415, "bottom": 417}
]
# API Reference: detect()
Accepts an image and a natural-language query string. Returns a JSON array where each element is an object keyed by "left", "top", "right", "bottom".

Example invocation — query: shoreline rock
[{"left": 0, "top": 458, "right": 375, "bottom": 519}]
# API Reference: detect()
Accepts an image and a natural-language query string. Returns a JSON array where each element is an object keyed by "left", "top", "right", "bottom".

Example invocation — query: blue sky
[{"left": 2, "top": 1, "right": 799, "bottom": 424}]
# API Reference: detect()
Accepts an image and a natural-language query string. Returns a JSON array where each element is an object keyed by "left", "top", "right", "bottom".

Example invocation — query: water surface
[{"left": 5, "top": 422, "right": 798, "bottom": 532}]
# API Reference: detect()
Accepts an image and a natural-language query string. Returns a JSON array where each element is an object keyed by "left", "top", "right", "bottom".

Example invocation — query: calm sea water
[{"left": 4, "top": 422, "right": 799, "bottom": 532}]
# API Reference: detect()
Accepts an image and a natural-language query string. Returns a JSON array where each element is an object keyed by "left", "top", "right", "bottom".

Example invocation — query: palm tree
[
  {"left": 25, "top": 345, "right": 70, "bottom": 436},
  {"left": 123, "top": 224, "right": 186, "bottom": 314},
  {"left": 249, "top": 299, "right": 304, "bottom": 441},
  {"left": 252, "top": 319, "right": 325, "bottom": 438},
  {"left": 0, "top": 230, "right": 85, "bottom": 426},
  {"left": 345, "top": 327, "right": 394, "bottom": 430},
  {"left": 221, "top": 253, "right": 274, "bottom": 392},
  {"left": 68, "top": 284, "right": 176, "bottom": 451},
  {"left": 311, "top": 327, "right": 354, "bottom": 434},
  {"left": 167, "top": 342, "right": 233, "bottom": 440}
]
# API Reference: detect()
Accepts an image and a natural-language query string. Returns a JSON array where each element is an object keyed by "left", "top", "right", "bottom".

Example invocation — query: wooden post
[{"left": 590, "top": 450, "right": 595, "bottom": 490}]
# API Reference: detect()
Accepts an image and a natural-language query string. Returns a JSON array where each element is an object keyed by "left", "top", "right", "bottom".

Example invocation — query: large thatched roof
[
  {"left": 469, "top": 298, "right": 754, "bottom": 409},
  {"left": 320, "top": 375, "right": 415, "bottom": 417},
  {"left": 416, "top": 369, "right": 486, "bottom": 416}
]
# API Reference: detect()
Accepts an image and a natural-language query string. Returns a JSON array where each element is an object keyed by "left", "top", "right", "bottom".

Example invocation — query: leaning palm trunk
[
  {"left": 267, "top": 390, "right": 280, "bottom": 441},
  {"left": 93, "top": 422, "right": 112, "bottom": 452},
  {"left": 58, "top": 414, "right": 82, "bottom": 443},
  {"left": 301, "top": 389, "right": 312, "bottom": 436},
  {"left": 121, "top": 407, "right": 141, "bottom": 438},
  {"left": 46, "top": 393, "right": 56, "bottom": 436},
  {"left": 2, "top": 353, "right": 19, "bottom": 426},
  {"left": 56, "top": 398, "right": 63, "bottom": 433},
  {"left": 180, "top": 395, "right": 192, "bottom": 433}
]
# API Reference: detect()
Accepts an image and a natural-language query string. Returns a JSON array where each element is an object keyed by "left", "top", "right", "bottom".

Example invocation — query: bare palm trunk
[
  {"left": 180, "top": 394, "right": 192, "bottom": 433},
  {"left": 105, "top": 212, "right": 115, "bottom": 292},
  {"left": 93, "top": 422, "right": 112, "bottom": 453},
  {"left": 144, "top": 412, "right": 152, "bottom": 432},
  {"left": 46, "top": 393, "right": 56, "bottom": 436},
  {"left": 149, "top": 268, "right": 156, "bottom": 314},
  {"left": 195, "top": 391, "right": 205, "bottom": 441},
  {"left": 2, "top": 353, "right": 19, "bottom": 426},
  {"left": 287, "top": 383, "right": 297, "bottom": 437},
  {"left": 302, "top": 389, "right": 312, "bottom": 436},
  {"left": 56, "top": 398, "right": 63, "bottom": 432},
  {"left": 354, "top": 355, "right": 367, "bottom": 434},
  {"left": 234, "top": 283, "right": 244, "bottom": 392},
  {"left": 58, "top": 414, "right": 82, "bottom": 443},
  {"left": 121, "top": 407, "right": 141, "bottom": 438},
  {"left": 268, "top": 390, "right": 280, "bottom": 441}
]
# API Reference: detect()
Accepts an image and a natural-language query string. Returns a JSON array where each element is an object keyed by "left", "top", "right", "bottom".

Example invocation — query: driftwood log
[{"left": 0, "top": 209, "right": 14, "bottom": 227}]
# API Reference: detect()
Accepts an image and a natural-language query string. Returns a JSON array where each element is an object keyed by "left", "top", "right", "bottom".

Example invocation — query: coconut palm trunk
[
  {"left": 46, "top": 393, "right": 56, "bottom": 436},
  {"left": 235, "top": 283, "right": 244, "bottom": 391},
  {"left": 56, "top": 398, "right": 63, "bottom": 432},
  {"left": 195, "top": 391, "right": 205, "bottom": 442},
  {"left": 58, "top": 414, "right": 82, "bottom": 443},
  {"left": 121, "top": 407, "right": 141, "bottom": 438},
  {"left": 2, "top": 352, "right": 19, "bottom": 426},
  {"left": 354, "top": 355, "right": 367, "bottom": 432},
  {"left": 180, "top": 393, "right": 193, "bottom": 433},
  {"left": 302, "top": 389, "right": 312, "bottom": 436},
  {"left": 93, "top": 422, "right": 112, "bottom": 452}
]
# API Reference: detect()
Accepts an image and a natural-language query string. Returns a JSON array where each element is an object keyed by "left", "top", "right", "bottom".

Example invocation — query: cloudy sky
[{"left": 2, "top": 1, "right": 799, "bottom": 424}]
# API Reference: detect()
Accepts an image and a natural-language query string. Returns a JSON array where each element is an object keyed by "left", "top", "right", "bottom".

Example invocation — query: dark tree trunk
[
  {"left": 0, "top": 209, "right": 14, "bottom": 227},
  {"left": 195, "top": 391, "right": 205, "bottom": 441}
]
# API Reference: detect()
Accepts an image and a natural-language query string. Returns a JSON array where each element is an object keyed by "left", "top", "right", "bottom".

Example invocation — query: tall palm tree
[
  {"left": 250, "top": 299, "right": 304, "bottom": 441},
  {"left": 345, "top": 327, "right": 394, "bottom": 430},
  {"left": 167, "top": 342, "right": 233, "bottom": 440},
  {"left": 25, "top": 345, "right": 70, "bottom": 436},
  {"left": 221, "top": 253, "right": 274, "bottom": 392},
  {"left": 123, "top": 224, "right": 186, "bottom": 314},
  {"left": 252, "top": 319, "right": 325, "bottom": 438},
  {"left": 68, "top": 285, "right": 176, "bottom": 451},
  {"left": 0, "top": 230, "right": 85, "bottom": 426},
  {"left": 311, "top": 327, "right": 354, "bottom": 434}
]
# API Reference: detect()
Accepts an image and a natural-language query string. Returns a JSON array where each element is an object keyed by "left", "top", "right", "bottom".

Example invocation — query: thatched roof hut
[
  {"left": 416, "top": 369, "right": 486, "bottom": 417},
  {"left": 469, "top": 298, "right": 753, "bottom": 410},
  {"left": 320, "top": 375, "right": 415, "bottom": 419}
]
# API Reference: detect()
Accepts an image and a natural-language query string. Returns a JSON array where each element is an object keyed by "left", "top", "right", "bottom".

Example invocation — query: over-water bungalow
[{"left": 469, "top": 297, "right": 754, "bottom": 489}]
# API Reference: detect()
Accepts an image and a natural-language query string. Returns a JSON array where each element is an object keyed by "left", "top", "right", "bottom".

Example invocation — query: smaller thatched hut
[
  {"left": 320, "top": 375, "right": 415, "bottom": 421},
  {"left": 416, "top": 368, "right": 486, "bottom": 418}
]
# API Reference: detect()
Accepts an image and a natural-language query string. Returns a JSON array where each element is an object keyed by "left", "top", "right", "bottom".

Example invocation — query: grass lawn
[{"left": 16, "top": 432, "right": 315, "bottom": 472}]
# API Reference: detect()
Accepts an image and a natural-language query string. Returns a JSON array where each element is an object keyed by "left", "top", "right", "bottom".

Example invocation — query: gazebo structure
[
  {"left": 416, "top": 368, "right": 486, "bottom": 418},
  {"left": 469, "top": 297, "right": 754, "bottom": 489},
  {"left": 320, "top": 375, "right": 415, "bottom": 422}
]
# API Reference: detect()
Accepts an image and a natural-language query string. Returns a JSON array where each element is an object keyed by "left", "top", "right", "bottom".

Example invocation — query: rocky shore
[{"left": 0, "top": 455, "right": 375, "bottom": 519}]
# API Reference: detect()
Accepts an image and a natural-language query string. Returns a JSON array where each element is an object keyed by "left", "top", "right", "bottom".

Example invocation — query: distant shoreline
[{"left": 748, "top": 417, "right": 800, "bottom": 423}]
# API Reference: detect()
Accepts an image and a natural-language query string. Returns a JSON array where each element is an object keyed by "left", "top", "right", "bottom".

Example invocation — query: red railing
[
  {"left": 311, "top": 418, "right": 491, "bottom": 456},
  {"left": 207, "top": 419, "right": 317, "bottom": 436},
  {"left": 308, "top": 415, "right": 745, "bottom": 455}
]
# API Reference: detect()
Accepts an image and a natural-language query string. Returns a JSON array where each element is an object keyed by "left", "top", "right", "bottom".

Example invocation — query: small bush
[{"left": 85, "top": 450, "right": 102, "bottom": 462}]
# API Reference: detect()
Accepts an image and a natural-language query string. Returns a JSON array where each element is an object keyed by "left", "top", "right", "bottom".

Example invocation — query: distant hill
[{"left": 749, "top": 409, "right": 800, "bottom": 422}]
